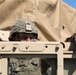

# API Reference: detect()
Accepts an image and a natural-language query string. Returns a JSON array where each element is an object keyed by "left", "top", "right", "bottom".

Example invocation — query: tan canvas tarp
[{"left": 0, "top": 0, "right": 76, "bottom": 41}]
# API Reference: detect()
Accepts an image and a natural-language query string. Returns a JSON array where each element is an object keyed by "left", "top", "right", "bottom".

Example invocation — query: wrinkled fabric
[{"left": 0, "top": 0, "right": 76, "bottom": 41}]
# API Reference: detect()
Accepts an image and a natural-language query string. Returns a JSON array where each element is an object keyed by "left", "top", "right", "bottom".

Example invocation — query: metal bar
[
  {"left": 1, "top": 58, "right": 8, "bottom": 75},
  {"left": 57, "top": 44, "right": 64, "bottom": 75},
  {"left": 0, "top": 58, "right": 2, "bottom": 75}
]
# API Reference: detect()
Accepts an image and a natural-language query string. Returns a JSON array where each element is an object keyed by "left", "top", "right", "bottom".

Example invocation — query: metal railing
[{"left": 0, "top": 42, "right": 76, "bottom": 75}]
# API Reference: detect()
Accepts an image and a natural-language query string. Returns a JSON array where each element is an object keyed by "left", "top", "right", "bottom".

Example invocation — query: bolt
[
  {"left": 1, "top": 45, "right": 5, "bottom": 49},
  {"left": 26, "top": 46, "right": 29, "bottom": 49},
  {"left": 55, "top": 46, "right": 59, "bottom": 52}
]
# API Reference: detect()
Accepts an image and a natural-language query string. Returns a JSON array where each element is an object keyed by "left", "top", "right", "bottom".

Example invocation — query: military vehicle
[{"left": 0, "top": 30, "right": 76, "bottom": 75}]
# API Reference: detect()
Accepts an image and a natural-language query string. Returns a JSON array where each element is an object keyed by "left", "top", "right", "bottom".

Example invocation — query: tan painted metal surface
[
  {"left": 0, "top": 42, "right": 76, "bottom": 75},
  {"left": 0, "top": 42, "right": 63, "bottom": 75}
]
